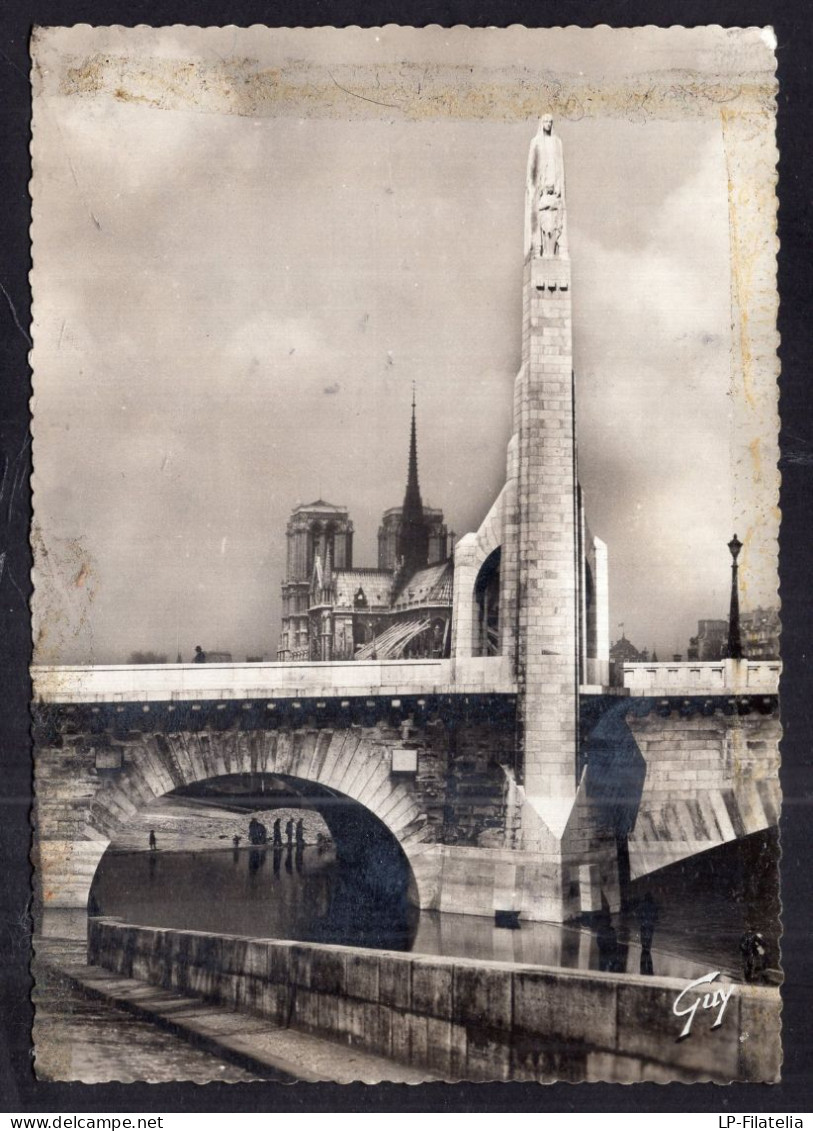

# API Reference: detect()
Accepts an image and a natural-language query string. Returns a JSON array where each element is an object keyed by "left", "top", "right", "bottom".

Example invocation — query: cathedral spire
[
  {"left": 396, "top": 384, "right": 429, "bottom": 581},
  {"left": 405, "top": 382, "right": 421, "bottom": 510}
]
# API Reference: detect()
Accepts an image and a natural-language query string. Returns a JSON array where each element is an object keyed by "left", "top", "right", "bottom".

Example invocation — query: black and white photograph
[{"left": 28, "top": 24, "right": 781, "bottom": 1085}]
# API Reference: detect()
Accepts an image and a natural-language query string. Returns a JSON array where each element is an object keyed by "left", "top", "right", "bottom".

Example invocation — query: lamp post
[{"left": 727, "top": 534, "right": 743, "bottom": 661}]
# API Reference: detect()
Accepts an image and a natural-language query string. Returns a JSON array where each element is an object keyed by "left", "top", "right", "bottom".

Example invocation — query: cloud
[
  {"left": 569, "top": 130, "right": 749, "bottom": 650},
  {"left": 31, "top": 89, "right": 775, "bottom": 662}
]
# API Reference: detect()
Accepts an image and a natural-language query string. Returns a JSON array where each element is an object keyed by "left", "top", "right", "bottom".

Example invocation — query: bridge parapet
[
  {"left": 32, "top": 655, "right": 517, "bottom": 705},
  {"left": 623, "top": 658, "right": 780, "bottom": 697}
]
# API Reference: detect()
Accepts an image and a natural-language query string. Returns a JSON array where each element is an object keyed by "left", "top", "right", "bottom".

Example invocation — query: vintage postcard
[{"left": 29, "top": 25, "right": 780, "bottom": 1085}]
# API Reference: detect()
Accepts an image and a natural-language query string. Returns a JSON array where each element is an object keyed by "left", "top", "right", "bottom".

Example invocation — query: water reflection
[
  {"left": 91, "top": 844, "right": 746, "bottom": 980},
  {"left": 92, "top": 845, "right": 418, "bottom": 952}
]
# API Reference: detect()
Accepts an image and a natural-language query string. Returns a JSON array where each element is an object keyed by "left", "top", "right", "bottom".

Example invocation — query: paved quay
[
  {"left": 35, "top": 950, "right": 436, "bottom": 1085},
  {"left": 33, "top": 960, "right": 260, "bottom": 1084}
]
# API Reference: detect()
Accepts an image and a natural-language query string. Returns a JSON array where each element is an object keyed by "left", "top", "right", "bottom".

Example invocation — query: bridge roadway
[
  {"left": 31, "top": 655, "right": 780, "bottom": 706},
  {"left": 31, "top": 655, "right": 520, "bottom": 704}
]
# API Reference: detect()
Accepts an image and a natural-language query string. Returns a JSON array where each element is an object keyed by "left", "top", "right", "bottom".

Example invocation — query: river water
[{"left": 90, "top": 835, "right": 776, "bottom": 982}]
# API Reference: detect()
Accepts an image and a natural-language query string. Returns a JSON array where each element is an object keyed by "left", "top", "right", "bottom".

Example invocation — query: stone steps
[{"left": 51, "top": 961, "right": 436, "bottom": 1084}]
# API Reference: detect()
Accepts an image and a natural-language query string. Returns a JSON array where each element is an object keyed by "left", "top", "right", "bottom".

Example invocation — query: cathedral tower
[{"left": 277, "top": 500, "right": 353, "bottom": 660}]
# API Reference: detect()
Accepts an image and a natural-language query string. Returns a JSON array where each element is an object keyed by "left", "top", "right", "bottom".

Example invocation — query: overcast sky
[{"left": 30, "top": 26, "right": 778, "bottom": 664}]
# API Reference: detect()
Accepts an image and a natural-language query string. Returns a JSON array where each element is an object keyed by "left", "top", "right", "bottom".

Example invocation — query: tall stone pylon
[{"left": 511, "top": 116, "right": 580, "bottom": 858}]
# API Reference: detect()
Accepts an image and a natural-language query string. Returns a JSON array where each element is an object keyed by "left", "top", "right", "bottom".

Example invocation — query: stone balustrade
[
  {"left": 32, "top": 655, "right": 517, "bottom": 704},
  {"left": 623, "top": 658, "right": 780, "bottom": 697}
]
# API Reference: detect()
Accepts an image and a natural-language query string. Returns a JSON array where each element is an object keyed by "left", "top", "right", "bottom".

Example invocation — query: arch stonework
[
  {"left": 34, "top": 698, "right": 782, "bottom": 933},
  {"left": 37, "top": 725, "right": 440, "bottom": 920},
  {"left": 451, "top": 485, "right": 506, "bottom": 659},
  {"left": 474, "top": 547, "right": 502, "bottom": 657}
]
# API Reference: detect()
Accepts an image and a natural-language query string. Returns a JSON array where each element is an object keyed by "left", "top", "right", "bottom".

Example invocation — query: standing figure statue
[{"left": 525, "top": 114, "right": 566, "bottom": 259}]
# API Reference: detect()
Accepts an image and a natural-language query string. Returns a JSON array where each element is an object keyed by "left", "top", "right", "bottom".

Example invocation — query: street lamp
[{"left": 727, "top": 534, "right": 743, "bottom": 661}]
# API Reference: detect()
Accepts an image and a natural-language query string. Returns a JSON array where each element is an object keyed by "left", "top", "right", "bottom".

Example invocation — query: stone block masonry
[
  {"left": 34, "top": 693, "right": 780, "bottom": 930},
  {"left": 34, "top": 709, "right": 526, "bottom": 924},
  {"left": 514, "top": 256, "right": 579, "bottom": 824},
  {"left": 88, "top": 917, "right": 781, "bottom": 1084},
  {"left": 627, "top": 706, "right": 781, "bottom": 878}
]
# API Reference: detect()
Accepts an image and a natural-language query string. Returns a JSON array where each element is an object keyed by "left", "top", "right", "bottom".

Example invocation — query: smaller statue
[{"left": 525, "top": 114, "right": 566, "bottom": 259}]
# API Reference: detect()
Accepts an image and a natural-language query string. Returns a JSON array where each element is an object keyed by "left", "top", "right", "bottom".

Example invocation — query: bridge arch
[
  {"left": 450, "top": 486, "right": 505, "bottom": 659},
  {"left": 66, "top": 726, "right": 438, "bottom": 921},
  {"left": 474, "top": 547, "right": 502, "bottom": 657},
  {"left": 89, "top": 769, "right": 422, "bottom": 948}
]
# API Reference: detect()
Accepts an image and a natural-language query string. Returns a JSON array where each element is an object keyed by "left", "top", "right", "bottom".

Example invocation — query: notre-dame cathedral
[
  {"left": 277, "top": 115, "right": 610, "bottom": 694},
  {"left": 276, "top": 394, "right": 457, "bottom": 662}
]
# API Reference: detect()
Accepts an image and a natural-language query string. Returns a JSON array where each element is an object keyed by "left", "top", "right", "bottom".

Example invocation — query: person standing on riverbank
[
  {"left": 740, "top": 928, "right": 767, "bottom": 982},
  {"left": 636, "top": 893, "right": 659, "bottom": 949},
  {"left": 249, "top": 817, "right": 267, "bottom": 845},
  {"left": 149, "top": 829, "right": 157, "bottom": 851}
]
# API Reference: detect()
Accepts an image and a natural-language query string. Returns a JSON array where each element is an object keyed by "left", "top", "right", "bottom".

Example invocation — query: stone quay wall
[{"left": 89, "top": 917, "right": 780, "bottom": 1084}]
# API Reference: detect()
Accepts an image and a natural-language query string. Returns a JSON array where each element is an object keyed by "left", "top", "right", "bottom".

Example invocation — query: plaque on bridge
[
  {"left": 391, "top": 746, "right": 419, "bottom": 774},
  {"left": 94, "top": 745, "right": 123, "bottom": 772}
]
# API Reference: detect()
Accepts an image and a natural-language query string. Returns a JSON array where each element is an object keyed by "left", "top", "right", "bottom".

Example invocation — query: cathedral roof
[
  {"left": 390, "top": 561, "right": 453, "bottom": 610},
  {"left": 293, "top": 499, "right": 348, "bottom": 514},
  {"left": 332, "top": 569, "right": 393, "bottom": 609}
]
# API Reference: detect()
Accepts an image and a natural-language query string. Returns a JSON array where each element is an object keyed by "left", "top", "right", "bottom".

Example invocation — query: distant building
[
  {"left": 687, "top": 619, "right": 728, "bottom": 661},
  {"left": 685, "top": 609, "right": 779, "bottom": 661},
  {"left": 741, "top": 606, "right": 780, "bottom": 660},
  {"left": 609, "top": 633, "right": 648, "bottom": 686},
  {"left": 277, "top": 396, "right": 454, "bottom": 662},
  {"left": 204, "top": 651, "right": 233, "bottom": 663}
]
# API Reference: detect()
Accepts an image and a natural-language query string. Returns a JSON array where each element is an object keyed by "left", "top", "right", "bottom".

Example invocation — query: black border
[{"left": 2, "top": 1, "right": 811, "bottom": 1114}]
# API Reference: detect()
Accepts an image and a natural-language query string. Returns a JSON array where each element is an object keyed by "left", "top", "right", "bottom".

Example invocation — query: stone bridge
[
  {"left": 31, "top": 118, "right": 781, "bottom": 939},
  {"left": 33, "top": 657, "right": 780, "bottom": 936}
]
